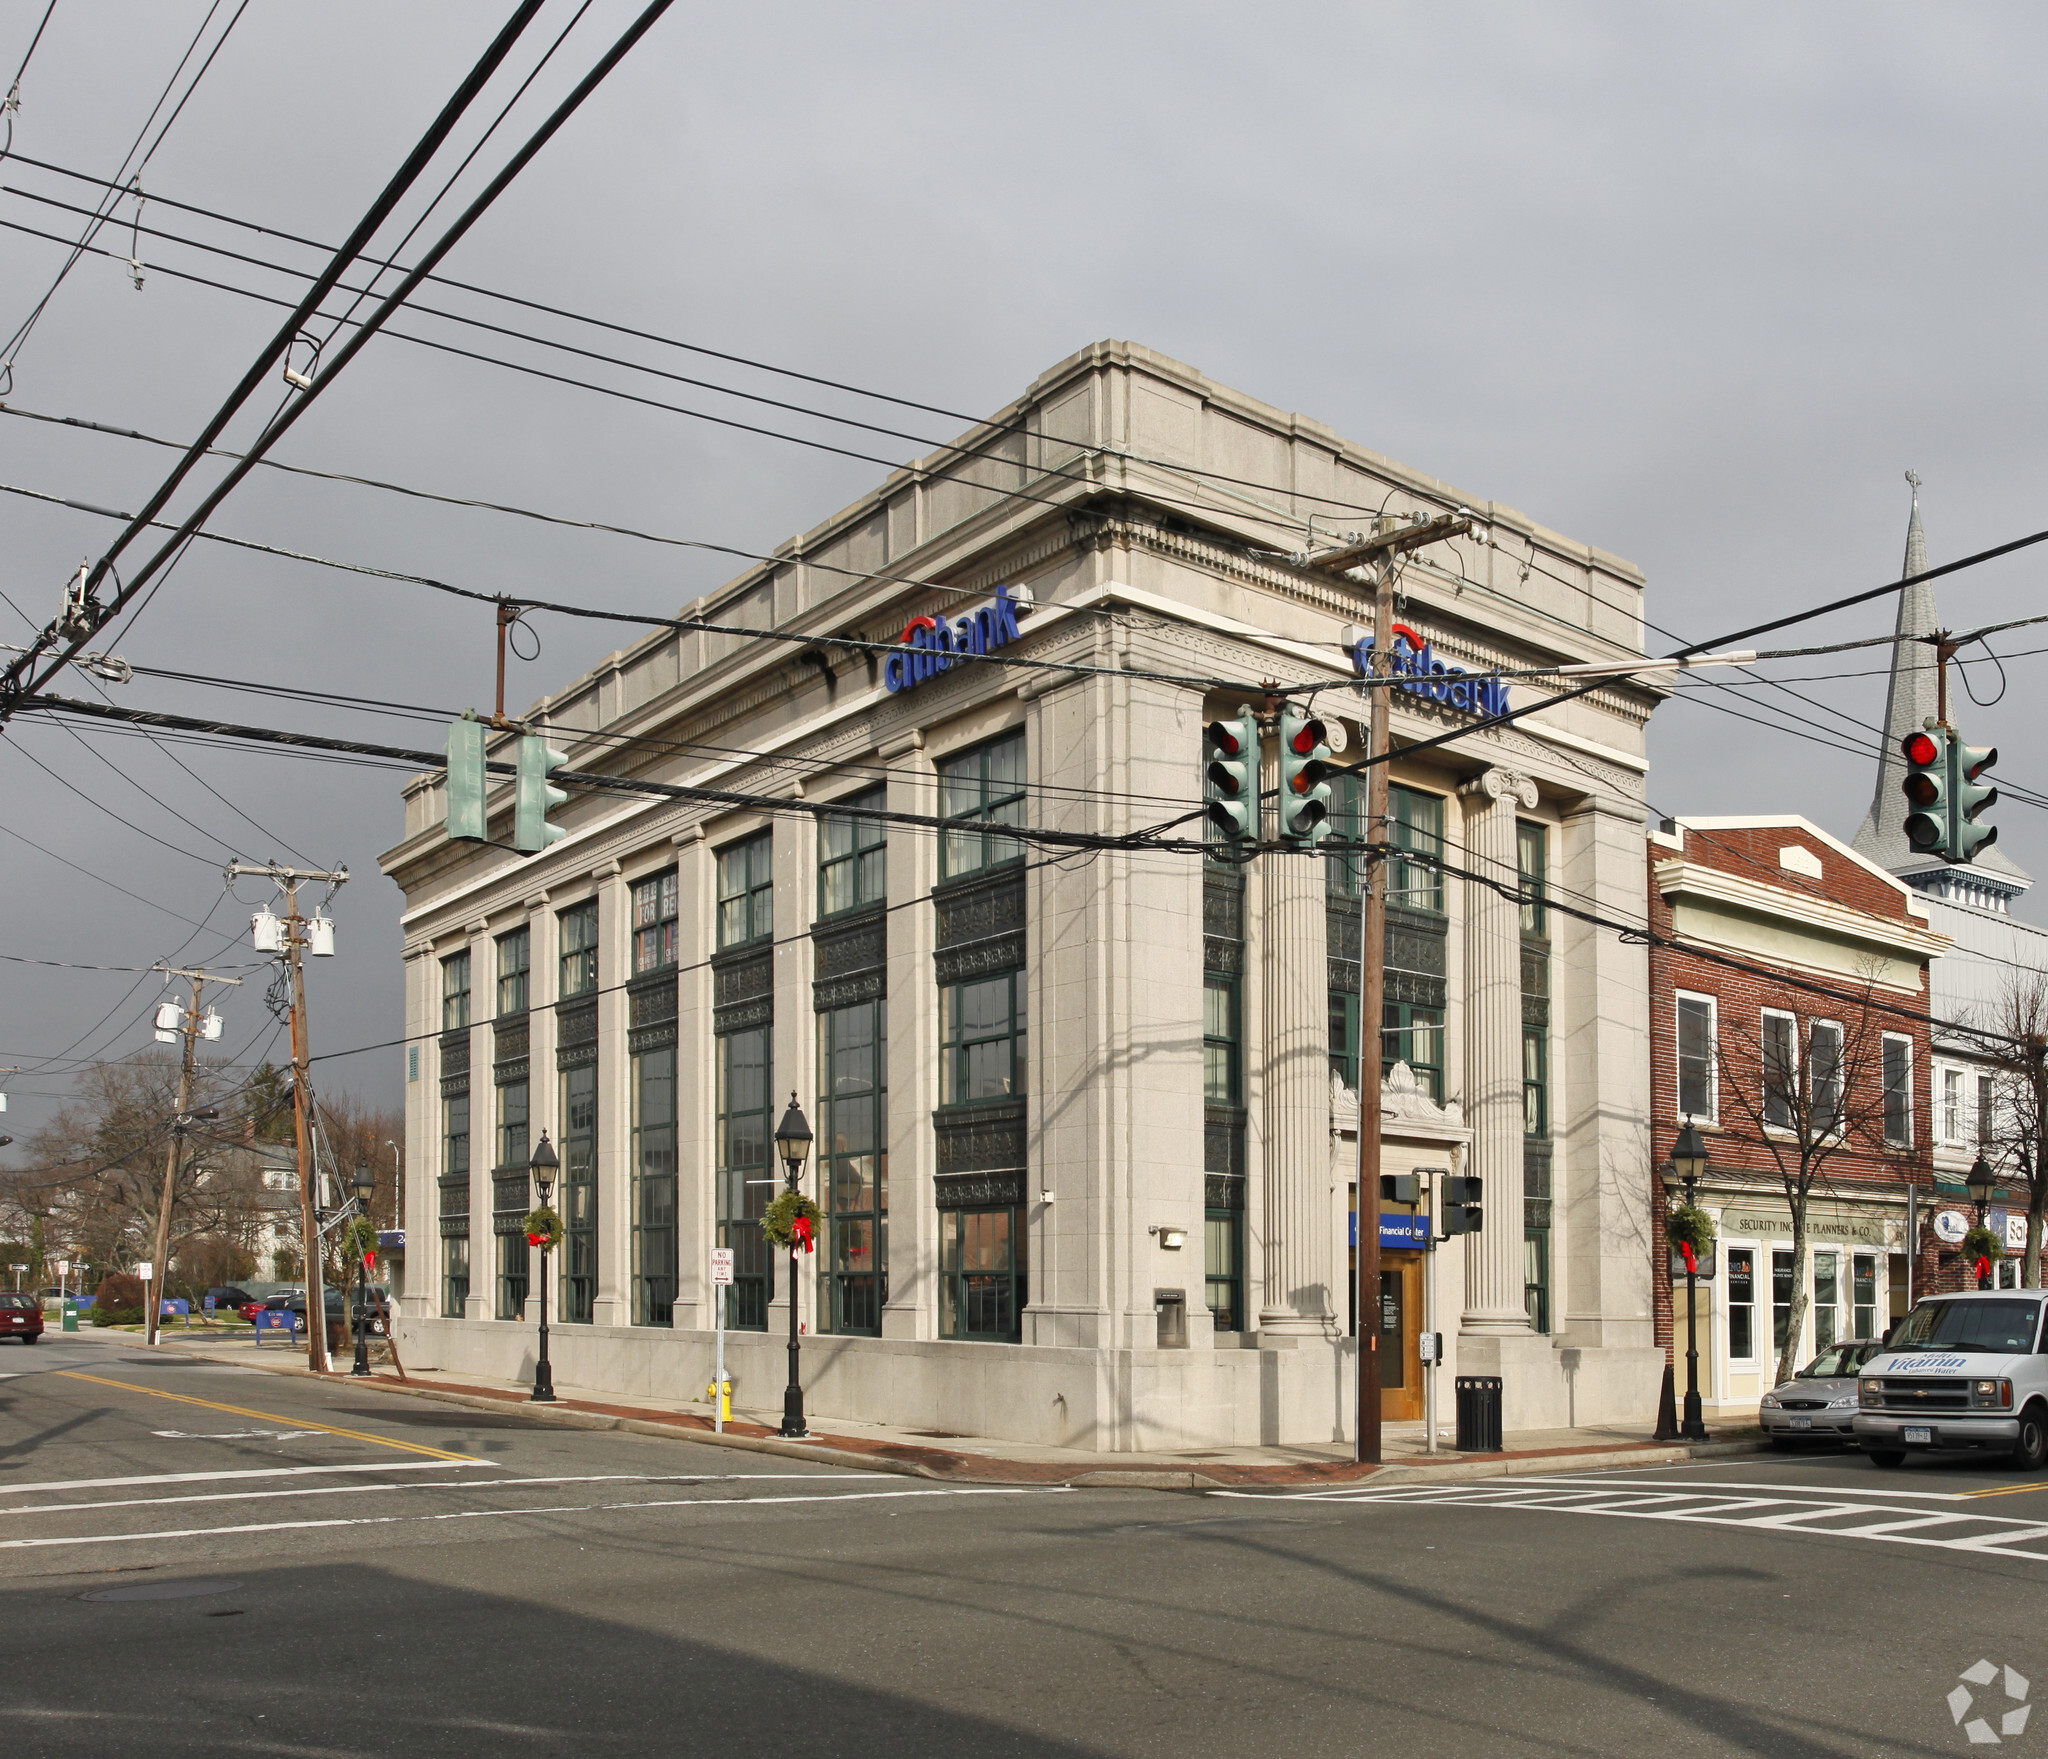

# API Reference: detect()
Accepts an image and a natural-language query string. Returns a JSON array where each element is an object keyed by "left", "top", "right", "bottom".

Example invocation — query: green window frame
[
  {"left": 1523, "top": 1027, "right": 1548, "bottom": 1137},
  {"left": 939, "top": 972, "right": 1026, "bottom": 1106},
  {"left": 1524, "top": 1230, "right": 1550, "bottom": 1334},
  {"left": 441, "top": 950, "right": 471, "bottom": 1031},
  {"left": 938, "top": 731, "right": 1026, "bottom": 879},
  {"left": 940, "top": 1207, "right": 1026, "bottom": 1342},
  {"left": 819, "top": 787, "right": 887, "bottom": 917},
  {"left": 441, "top": 1236, "right": 469, "bottom": 1319},
  {"left": 717, "top": 833, "right": 774, "bottom": 950},
  {"left": 496, "top": 926, "right": 530, "bottom": 1019},
  {"left": 1517, "top": 818, "right": 1548, "bottom": 935},
  {"left": 716, "top": 1025, "right": 774, "bottom": 1330},
  {"left": 1326, "top": 772, "right": 1367, "bottom": 897},
  {"left": 819, "top": 1000, "right": 887, "bottom": 1335},
  {"left": 630, "top": 1046, "right": 677, "bottom": 1326},
  {"left": 632, "top": 870, "right": 679, "bottom": 974},
  {"left": 1330, "top": 990, "right": 1360, "bottom": 1091},
  {"left": 496, "top": 1075, "right": 529, "bottom": 1175},
  {"left": 1382, "top": 1001, "right": 1445, "bottom": 1102},
  {"left": 1205, "top": 973, "right": 1240, "bottom": 1107},
  {"left": 495, "top": 1075, "right": 529, "bottom": 1322},
  {"left": 1388, "top": 785, "right": 1445, "bottom": 913},
  {"left": 559, "top": 900, "right": 598, "bottom": 999},
  {"left": 560, "top": 1061, "right": 597, "bottom": 1324}
]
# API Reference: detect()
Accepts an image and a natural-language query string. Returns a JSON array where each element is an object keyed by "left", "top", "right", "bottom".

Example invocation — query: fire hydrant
[{"left": 706, "top": 1375, "right": 732, "bottom": 1425}]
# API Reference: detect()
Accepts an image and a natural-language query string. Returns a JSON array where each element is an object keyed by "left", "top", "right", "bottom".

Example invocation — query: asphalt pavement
[{"left": 3, "top": 1328, "right": 2044, "bottom": 1758}]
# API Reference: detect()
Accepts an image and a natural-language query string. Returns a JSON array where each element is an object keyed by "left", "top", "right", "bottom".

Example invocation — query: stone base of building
[{"left": 397, "top": 1317, "right": 1665, "bottom": 1453}]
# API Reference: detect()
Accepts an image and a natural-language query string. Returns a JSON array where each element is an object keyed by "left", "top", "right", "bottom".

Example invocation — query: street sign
[
  {"left": 710, "top": 1248, "right": 734, "bottom": 1287},
  {"left": 136, "top": 1261, "right": 155, "bottom": 1281},
  {"left": 1932, "top": 1210, "right": 1969, "bottom": 1245},
  {"left": 1669, "top": 1246, "right": 1717, "bottom": 1280}
]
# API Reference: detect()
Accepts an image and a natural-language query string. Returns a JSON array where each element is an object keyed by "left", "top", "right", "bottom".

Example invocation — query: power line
[{"left": 0, "top": 0, "right": 554, "bottom": 712}]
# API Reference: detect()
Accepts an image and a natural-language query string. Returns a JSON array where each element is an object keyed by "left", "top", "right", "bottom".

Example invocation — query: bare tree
[{"left": 1715, "top": 975, "right": 1903, "bottom": 1387}]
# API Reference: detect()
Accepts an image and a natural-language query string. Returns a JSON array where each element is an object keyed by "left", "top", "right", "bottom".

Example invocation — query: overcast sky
[{"left": 3, "top": 1, "right": 2044, "bottom": 1147}]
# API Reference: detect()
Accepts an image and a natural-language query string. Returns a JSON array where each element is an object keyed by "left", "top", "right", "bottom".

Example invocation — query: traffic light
[
  {"left": 1380, "top": 1173, "right": 1420, "bottom": 1205},
  {"left": 1278, "top": 708, "right": 1334, "bottom": 846},
  {"left": 1952, "top": 738, "right": 1999, "bottom": 864},
  {"left": 1899, "top": 726, "right": 1948, "bottom": 857},
  {"left": 447, "top": 716, "right": 488, "bottom": 842},
  {"left": 1205, "top": 707, "right": 1260, "bottom": 847},
  {"left": 513, "top": 734, "right": 569, "bottom": 854},
  {"left": 1440, "top": 1174, "right": 1483, "bottom": 1237}
]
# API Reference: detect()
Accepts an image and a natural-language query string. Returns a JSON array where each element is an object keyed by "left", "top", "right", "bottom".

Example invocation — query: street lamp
[
  {"left": 773, "top": 1095, "right": 813, "bottom": 1439},
  {"left": 350, "top": 1161, "right": 376, "bottom": 1377},
  {"left": 1968, "top": 1153, "right": 1998, "bottom": 1289},
  {"left": 1662, "top": 1119, "right": 1711, "bottom": 1443},
  {"left": 529, "top": 1132, "right": 559, "bottom": 1403}
]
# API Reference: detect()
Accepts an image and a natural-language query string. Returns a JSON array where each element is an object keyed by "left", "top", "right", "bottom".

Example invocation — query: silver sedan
[{"left": 1759, "top": 1342, "right": 1884, "bottom": 1446}]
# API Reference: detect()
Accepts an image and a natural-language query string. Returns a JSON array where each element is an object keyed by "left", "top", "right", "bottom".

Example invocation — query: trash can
[
  {"left": 61, "top": 1304, "right": 78, "bottom": 1333},
  {"left": 1455, "top": 1375, "right": 1503, "bottom": 1454}
]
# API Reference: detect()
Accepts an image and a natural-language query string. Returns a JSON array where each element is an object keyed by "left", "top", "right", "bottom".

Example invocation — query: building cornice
[{"left": 1654, "top": 857, "right": 1953, "bottom": 967}]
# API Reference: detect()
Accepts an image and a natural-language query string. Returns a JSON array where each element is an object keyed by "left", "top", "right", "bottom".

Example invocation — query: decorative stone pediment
[{"left": 1330, "top": 1062, "right": 1468, "bottom": 1144}]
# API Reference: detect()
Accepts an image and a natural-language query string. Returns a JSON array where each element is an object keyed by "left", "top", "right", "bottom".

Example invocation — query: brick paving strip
[{"left": 144, "top": 1339, "right": 1765, "bottom": 1489}]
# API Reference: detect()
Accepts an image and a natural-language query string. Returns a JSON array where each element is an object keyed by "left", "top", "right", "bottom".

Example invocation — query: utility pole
[
  {"left": 144, "top": 967, "right": 242, "bottom": 1347},
  {"left": 228, "top": 862, "right": 347, "bottom": 1372},
  {"left": 1301, "top": 511, "right": 1472, "bottom": 1467}
]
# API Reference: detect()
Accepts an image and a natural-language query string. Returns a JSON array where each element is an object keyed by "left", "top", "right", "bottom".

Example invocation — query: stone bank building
[{"left": 385, "top": 341, "right": 1663, "bottom": 1449}]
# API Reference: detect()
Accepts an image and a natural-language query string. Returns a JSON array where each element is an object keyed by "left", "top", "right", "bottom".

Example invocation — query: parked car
[
  {"left": 1855, "top": 1289, "right": 2048, "bottom": 1469},
  {"left": 0, "top": 1291, "right": 46, "bottom": 1343},
  {"left": 203, "top": 1286, "right": 256, "bottom": 1312},
  {"left": 1759, "top": 1341, "right": 1883, "bottom": 1446}
]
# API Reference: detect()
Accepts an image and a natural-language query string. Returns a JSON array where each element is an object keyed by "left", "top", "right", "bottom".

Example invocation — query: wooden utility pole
[
  {"left": 1353, "top": 558, "right": 1395, "bottom": 1464},
  {"left": 144, "top": 966, "right": 243, "bottom": 1347},
  {"left": 228, "top": 862, "right": 348, "bottom": 1373}
]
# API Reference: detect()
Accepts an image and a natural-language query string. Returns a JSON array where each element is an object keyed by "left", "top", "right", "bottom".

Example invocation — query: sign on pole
[
  {"left": 710, "top": 1248, "right": 734, "bottom": 1287},
  {"left": 136, "top": 1261, "right": 155, "bottom": 1282}
]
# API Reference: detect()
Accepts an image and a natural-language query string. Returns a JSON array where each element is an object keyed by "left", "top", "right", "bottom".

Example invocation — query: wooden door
[{"left": 1379, "top": 1252, "right": 1424, "bottom": 1422}]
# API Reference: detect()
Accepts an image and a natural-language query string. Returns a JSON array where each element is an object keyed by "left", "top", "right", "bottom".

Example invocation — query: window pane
[{"left": 1677, "top": 996, "right": 1713, "bottom": 1120}]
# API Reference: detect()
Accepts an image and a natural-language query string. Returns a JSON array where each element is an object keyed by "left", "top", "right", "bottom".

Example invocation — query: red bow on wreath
[
  {"left": 792, "top": 1213, "right": 815, "bottom": 1255},
  {"left": 527, "top": 1231, "right": 547, "bottom": 1248},
  {"left": 1976, "top": 1255, "right": 1993, "bottom": 1283},
  {"left": 1679, "top": 1241, "right": 1698, "bottom": 1276}
]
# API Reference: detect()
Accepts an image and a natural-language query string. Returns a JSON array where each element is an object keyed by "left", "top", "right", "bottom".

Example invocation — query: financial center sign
[{"left": 1351, "top": 622, "right": 1509, "bottom": 718}]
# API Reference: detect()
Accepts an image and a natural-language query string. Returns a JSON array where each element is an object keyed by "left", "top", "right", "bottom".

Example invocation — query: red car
[{"left": 0, "top": 1292, "right": 45, "bottom": 1343}]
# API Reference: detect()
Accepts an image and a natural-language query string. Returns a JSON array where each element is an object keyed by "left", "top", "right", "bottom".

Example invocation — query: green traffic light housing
[
  {"left": 513, "top": 733, "right": 570, "bottom": 854},
  {"left": 1952, "top": 738, "right": 1999, "bottom": 864},
  {"left": 1204, "top": 708, "right": 1260, "bottom": 847},
  {"left": 446, "top": 716, "right": 488, "bottom": 842},
  {"left": 1899, "top": 726, "right": 1949, "bottom": 857},
  {"left": 1278, "top": 708, "right": 1334, "bottom": 846}
]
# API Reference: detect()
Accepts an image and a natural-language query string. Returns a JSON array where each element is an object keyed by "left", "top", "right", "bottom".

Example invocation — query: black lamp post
[
  {"left": 349, "top": 1161, "right": 376, "bottom": 1377},
  {"left": 1663, "top": 1119, "right": 1711, "bottom": 1442},
  {"left": 1968, "top": 1153, "right": 1997, "bottom": 1289},
  {"left": 773, "top": 1095, "right": 813, "bottom": 1439},
  {"left": 530, "top": 1132, "right": 559, "bottom": 1403}
]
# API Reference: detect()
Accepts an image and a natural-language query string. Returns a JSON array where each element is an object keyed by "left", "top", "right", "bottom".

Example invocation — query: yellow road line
[
  {"left": 1964, "top": 1481, "right": 2048, "bottom": 1499},
  {"left": 52, "top": 1372, "right": 478, "bottom": 1463}
]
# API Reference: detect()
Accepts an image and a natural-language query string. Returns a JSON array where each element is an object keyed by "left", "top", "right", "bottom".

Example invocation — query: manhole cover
[{"left": 79, "top": 1578, "right": 242, "bottom": 1603}]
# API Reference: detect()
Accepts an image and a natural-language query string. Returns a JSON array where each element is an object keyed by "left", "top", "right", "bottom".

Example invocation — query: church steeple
[{"left": 1852, "top": 473, "right": 2031, "bottom": 906}]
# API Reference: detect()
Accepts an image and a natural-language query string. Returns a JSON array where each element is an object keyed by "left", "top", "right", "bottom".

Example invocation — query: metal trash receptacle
[{"left": 1455, "top": 1375, "right": 1502, "bottom": 1453}]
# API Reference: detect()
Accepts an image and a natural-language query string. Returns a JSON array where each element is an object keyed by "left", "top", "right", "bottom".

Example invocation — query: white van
[{"left": 1854, "top": 1288, "right": 2048, "bottom": 1469}]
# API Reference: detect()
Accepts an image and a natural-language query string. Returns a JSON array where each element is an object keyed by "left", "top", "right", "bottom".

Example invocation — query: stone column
[
  {"left": 1459, "top": 768, "right": 1537, "bottom": 1334},
  {"left": 1259, "top": 828, "right": 1333, "bottom": 1335}
]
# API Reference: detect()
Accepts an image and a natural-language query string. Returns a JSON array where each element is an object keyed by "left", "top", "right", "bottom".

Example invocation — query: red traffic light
[
  {"left": 1205, "top": 719, "right": 1245, "bottom": 757},
  {"left": 1289, "top": 716, "right": 1328, "bottom": 756},
  {"left": 1903, "top": 773, "right": 1940, "bottom": 808},
  {"left": 1901, "top": 730, "right": 1940, "bottom": 767}
]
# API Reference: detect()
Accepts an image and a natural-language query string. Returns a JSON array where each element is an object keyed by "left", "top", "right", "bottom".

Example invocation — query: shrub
[
  {"left": 91, "top": 1306, "right": 146, "bottom": 1328},
  {"left": 94, "top": 1272, "right": 144, "bottom": 1311}
]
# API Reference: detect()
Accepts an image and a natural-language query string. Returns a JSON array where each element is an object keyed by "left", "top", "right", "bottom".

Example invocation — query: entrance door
[{"left": 1379, "top": 1252, "right": 1424, "bottom": 1422}]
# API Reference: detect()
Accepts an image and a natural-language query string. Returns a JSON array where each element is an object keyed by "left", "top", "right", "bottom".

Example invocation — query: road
[{"left": 2, "top": 1329, "right": 2042, "bottom": 1759}]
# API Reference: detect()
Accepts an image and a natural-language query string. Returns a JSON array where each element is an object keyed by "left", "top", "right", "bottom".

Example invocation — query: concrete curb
[{"left": 162, "top": 1343, "right": 1765, "bottom": 1491}]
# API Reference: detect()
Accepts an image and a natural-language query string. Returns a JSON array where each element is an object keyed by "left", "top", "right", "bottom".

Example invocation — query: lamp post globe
[
  {"left": 529, "top": 1132, "right": 560, "bottom": 1402},
  {"left": 349, "top": 1162, "right": 376, "bottom": 1378},
  {"left": 773, "top": 1095, "right": 814, "bottom": 1438},
  {"left": 1666, "top": 1119, "right": 1711, "bottom": 1442}
]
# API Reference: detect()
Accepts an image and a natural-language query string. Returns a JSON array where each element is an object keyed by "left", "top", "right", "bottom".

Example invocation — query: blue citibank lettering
[
  {"left": 1353, "top": 624, "right": 1509, "bottom": 718},
  {"left": 884, "top": 583, "right": 1025, "bottom": 694}
]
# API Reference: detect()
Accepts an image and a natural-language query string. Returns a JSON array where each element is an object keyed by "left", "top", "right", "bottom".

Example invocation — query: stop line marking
[{"left": 1217, "top": 1477, "right": 2048, "bottom": 1560}]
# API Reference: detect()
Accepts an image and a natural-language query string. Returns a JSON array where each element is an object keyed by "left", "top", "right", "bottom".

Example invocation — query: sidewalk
[{"left": 142, "top": 1328, "right": 1765, "bottom": 1489}]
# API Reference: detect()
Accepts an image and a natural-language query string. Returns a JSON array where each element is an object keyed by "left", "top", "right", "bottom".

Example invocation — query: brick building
[{"left": 1647, "top": 815, "right": 1949, "bottom": 1411}]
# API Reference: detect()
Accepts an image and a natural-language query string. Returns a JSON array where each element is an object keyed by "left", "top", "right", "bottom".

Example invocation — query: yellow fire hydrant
[{"left": 706, "top": 1375, "right": 732, "bottom": 1424}]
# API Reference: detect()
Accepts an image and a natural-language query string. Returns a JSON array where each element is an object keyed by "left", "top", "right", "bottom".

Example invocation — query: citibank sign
[
  {"left": 1350, "top": 622, "right": 1509, "bottom": 718},
  {"left": 883, "top": 583, "right": 1027, "bottom": 694}
]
